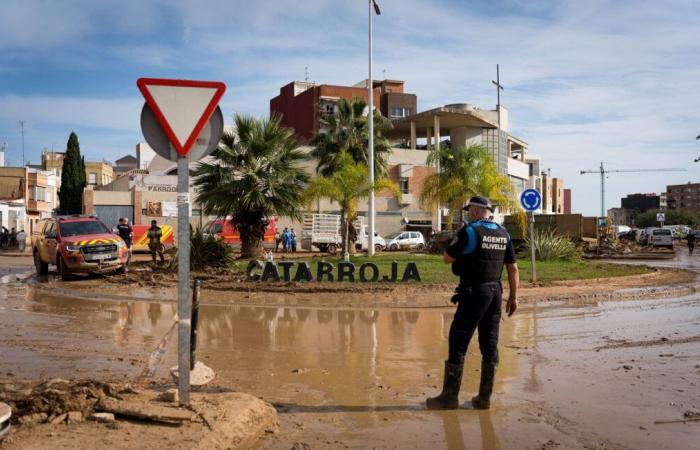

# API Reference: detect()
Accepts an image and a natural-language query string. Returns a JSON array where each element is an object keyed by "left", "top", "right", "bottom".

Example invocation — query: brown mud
[
  {"left": 2, "top": 253, "right": 700, "bottom": 448},
  {"left": 25, "top": 260, "right": 697, "bottom": 308}
]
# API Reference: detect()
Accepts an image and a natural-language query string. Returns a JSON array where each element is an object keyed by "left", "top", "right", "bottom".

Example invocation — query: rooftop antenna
[
  {"left": 382, "top": 69, "right": 386, "bottom": 79},
  {"left": 491, "top": 64, "right": 504, "bottom": 161},
  {"left": 19, "top": 120, "right": 26, "bottom": 167}
]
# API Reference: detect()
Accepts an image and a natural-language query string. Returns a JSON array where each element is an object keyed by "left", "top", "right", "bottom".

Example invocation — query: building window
[
  {"left": 88, "top": 173, "right": 97, "bottom": 184},
  {"left": 399, "top": 177, "right": 409, "bottom": 194},
  {"left": 390, "top": 107, "right": 411, "bottom": 119},
  {"left": 29, "top": 186, "right": 46, "bottom": 202}
]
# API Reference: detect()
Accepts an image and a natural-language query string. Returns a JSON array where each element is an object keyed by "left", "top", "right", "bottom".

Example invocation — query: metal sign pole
[
  {"left": 529, "top": 211, "right": 537, "bottom": 283},
  {"left": 177, "top": 155, "right": 191, "bottom": 405}
]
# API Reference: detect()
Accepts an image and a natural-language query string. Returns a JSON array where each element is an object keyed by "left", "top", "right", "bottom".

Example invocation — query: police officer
[{"left": 426, "top": 195, "right": 519, "bottom": 410}]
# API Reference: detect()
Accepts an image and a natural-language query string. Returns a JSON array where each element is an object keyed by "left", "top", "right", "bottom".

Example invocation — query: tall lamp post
[{"left": 367, "top": 0, "right": 381, "bottom": 256}]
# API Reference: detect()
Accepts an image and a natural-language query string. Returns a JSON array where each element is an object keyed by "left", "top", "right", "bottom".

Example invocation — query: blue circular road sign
[{"left": 520, "top": 189, "right": 542, "bottom": 212}]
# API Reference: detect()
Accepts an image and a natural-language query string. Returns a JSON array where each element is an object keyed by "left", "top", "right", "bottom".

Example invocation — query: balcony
[
  {"left": 27, "top": 200, "right": 50, "bottom": 212},
  {"left": 507, "top": 158, "right": 530, "bottom": 181}
]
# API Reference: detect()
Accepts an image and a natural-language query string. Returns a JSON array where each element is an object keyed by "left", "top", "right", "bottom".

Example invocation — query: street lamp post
[{"left": 367, "top": 0, "right": 380, "bottom": 256}]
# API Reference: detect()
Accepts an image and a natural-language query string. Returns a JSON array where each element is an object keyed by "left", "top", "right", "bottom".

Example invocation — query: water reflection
[{"left": 22, "top": 285, "right": 521, "bottom": 447}]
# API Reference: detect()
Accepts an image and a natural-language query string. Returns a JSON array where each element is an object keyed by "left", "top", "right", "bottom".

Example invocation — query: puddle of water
[{"left": 2, "top": 277, "right": 699, "bottom": 448}]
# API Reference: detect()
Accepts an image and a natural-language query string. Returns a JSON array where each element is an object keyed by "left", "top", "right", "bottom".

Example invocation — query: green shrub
[
  {"left": 189, "top": 227, "right": 235, "bottom": 269},
  {"left": 169, "top": 227, "right": 236, "bottom": 270},
  {"left": 524, "top": 229, "right": 581, "bottom": 261}
]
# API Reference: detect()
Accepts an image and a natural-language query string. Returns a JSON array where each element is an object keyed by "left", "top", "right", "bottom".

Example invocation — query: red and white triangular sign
[{"left": 137, "top": 78, "right": 226, "bottom": 157}]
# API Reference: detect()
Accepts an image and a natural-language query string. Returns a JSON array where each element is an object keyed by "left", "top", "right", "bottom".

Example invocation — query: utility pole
[
  {"left": 367, "top": 0, "right": 381, "bottom": 256},
  {"left": 19, "top": 121, "right": 26, "bottom": 167},
  {"left": 580, "top": 162, "right": 686, "bottom": 217}
]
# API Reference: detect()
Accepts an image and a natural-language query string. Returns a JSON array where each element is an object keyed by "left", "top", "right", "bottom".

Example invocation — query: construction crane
[{"left": 580, "top": 162, "right": 686, "bottom": 217}]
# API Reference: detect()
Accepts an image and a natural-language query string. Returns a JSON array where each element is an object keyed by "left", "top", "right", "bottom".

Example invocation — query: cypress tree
[{"left": 58, "top": 132, "right": 87, "bottom": 214}]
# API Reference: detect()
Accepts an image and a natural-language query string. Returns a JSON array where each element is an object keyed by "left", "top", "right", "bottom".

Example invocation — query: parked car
[
  {"left": 356, "top": 232, "right": 386, "bottom": 251},
  {"left": 385, "top": 231, "right": 426, "bottom": 251},
  {"left": 32, "top": 215, "right": 128, "bottom": 280},
  {"left": 648, "top": 227, "right": 673, "bottom": 249}
]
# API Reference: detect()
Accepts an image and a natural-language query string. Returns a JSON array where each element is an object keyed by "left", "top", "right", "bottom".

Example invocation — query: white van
[{"left": 648, "top": 228, "right": 673, "bottom": 249}]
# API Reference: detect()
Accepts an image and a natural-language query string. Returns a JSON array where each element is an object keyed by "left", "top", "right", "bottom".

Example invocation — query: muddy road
[{"left": 1, "top": 253, "right": 699, "bottom": 449}]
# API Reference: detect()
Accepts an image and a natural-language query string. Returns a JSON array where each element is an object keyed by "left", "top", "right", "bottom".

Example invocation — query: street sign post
[
  {"left": 656, "top": 212, "right": 665, "bottom": 227},
  {"left": 520, "top": 189, "right": 542, "bottom": 283},
  {"left": 137, "top": 78, "right": 226, "bottom": 406}
]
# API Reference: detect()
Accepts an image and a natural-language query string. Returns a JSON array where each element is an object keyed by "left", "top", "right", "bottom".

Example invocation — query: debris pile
[
  {"left": 1, "top": 379, "right": 123, "bottom": 424},
  {"left": 584, "top": 238, "right": 675, "bottom": 258},
  {"left": 0, "top": 379, "right": 193, "bottom": 427}
]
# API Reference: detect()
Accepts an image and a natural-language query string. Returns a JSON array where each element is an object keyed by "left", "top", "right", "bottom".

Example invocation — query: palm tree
[
  {"left": 420, "top": 144, "right": 525, "bottom": 230},
  {"left": 310, "top": 97, "right": 392, "bottom": 177},
  {"left": 302, "top": 152, "right": 400, "bottom": 255},
  {"left": 192, "top": 114, "right": 309, "bottom": 259}
]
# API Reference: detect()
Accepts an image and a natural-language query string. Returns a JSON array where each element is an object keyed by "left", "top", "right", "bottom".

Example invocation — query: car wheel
[
  {"left": 416, "top": 243, "right": 425, "bottom": 251},
  {"left": 374, "top": 244, "right": 382, "bottom": 252},
  {"left": 33, "top": 250, "right": 48, "bottom": 275},
  {"left": 389, "top": 244, "right": 398, "bottom": 251},
  {"left": 57, "top": 255, "right": 73, "bottom": 281},
  {"left": 327, "top": 243, "right": 338, "bottom": 255}
]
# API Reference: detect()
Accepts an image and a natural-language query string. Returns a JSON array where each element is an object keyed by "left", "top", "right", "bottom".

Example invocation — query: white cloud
[{"left": 1, "top": 0, "right": 698, "bottom": 214}]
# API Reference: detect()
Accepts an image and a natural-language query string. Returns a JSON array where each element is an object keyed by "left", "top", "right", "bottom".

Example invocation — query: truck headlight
[
  {"left": 116, "top": 241, "right": 126, "bottom": 248},
  {"left": 66, "top": 245, "right": 82, "bottom": 252}
]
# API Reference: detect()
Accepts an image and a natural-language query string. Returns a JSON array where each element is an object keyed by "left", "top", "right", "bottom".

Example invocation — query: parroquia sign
[{"left": 247, "top": 260, "right": 421, "bottom": 283}]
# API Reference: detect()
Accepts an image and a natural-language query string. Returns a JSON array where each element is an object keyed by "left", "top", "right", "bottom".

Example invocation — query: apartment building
[
  {"left": 41, "top": 150, "right": 114, "bottom": 187},
  {"left": 666, "top": 182, "right": 700, "bottom": 213},
  {"left": 0, "top": 166, "right": 59, "bottom": 233},
  {"left": 270, "top": 79, "right": 417, "bottom": 142}
]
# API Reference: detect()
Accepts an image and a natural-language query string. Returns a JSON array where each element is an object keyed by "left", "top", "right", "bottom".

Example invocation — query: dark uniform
[
  {"left": 687, "top": 232, "right": 696, "bottom": 255},
  {"left": 446, "top": 219, "right": 515, "bottom": 365},
  {"left": 427, "top": 197, "right": 516, "bottom": 410}
]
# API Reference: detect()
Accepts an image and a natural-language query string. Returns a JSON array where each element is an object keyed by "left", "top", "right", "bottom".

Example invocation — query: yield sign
[{"left": 137, "top": 78, "right": 226, "bottom": 157}]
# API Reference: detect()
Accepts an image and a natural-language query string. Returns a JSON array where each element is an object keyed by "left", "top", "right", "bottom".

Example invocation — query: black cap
[{"left": 463, "top": 196, "right": 493, "bottom": 211}]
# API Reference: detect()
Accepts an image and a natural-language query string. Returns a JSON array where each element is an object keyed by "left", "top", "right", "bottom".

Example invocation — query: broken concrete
[
  {"left": 88, "top": 412, "right": 115, "bottom": 423},
  {"left": 98, "top": 397, "right": 194, "bottom": 424}
]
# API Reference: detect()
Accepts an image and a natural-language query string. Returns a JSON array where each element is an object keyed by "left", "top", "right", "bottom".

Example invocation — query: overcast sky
[{"left": 0, "top": 0, "right": 698, "bottom": 215}]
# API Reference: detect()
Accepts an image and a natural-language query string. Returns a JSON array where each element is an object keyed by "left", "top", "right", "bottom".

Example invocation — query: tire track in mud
[{"left": 594, "top": 335, "right": 700, "bottom": 351}]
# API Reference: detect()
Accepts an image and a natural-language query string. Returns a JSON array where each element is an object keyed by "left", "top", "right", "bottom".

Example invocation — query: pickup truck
[{"left": 32, "top": 215, "right": 128, "bottom": 280}]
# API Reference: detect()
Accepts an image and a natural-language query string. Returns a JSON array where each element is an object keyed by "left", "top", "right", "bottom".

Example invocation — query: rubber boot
[
  {"left": 471, "top": 361, "right": 496, "bottom": 409},
  {"left": 426, "top": 361, "right": 463, "bottom": 410}
]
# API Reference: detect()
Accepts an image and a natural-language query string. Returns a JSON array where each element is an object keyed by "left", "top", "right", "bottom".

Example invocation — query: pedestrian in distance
[
  {"left": 147, "top": 220, "right": 165, "bottom": 264},
  {"left": 9, "top": 228, "right": 17, "bottom": 247},
  {"left": 0, "top": 227, "right": 8, "bottom": 249},
  {"left": 290, "top": 228, "right": 297, "bottom": 252},
  {"left": 426, "top": 196, "right": 519, "bottom": 410},
  {"left": 17, "top": 229, "right": 26, "bottom": 253},
  {"left": 686, "top": 231, "right": 696, "bottom": 255},
  {"left": 284, "top": 228, "right": 292, "bottom": 253},
  {"left": 275, "top": 229, "right": 283, "bottom": 252},
  {"left": 117, "top": 218, "right": 134, "bottom": 265},
  {"left": 282, "top": 227, "right": 289, "bottom": 253}
]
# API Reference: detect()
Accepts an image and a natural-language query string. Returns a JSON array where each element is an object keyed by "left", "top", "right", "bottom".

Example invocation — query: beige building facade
[{"left": 41, "top": 150, "right": 114, "bottom": 187}]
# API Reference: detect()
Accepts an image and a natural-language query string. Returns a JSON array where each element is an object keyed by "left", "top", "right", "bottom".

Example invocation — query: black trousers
[{"left": 448, "top": 282, "right": 502, "bottom": 365}]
